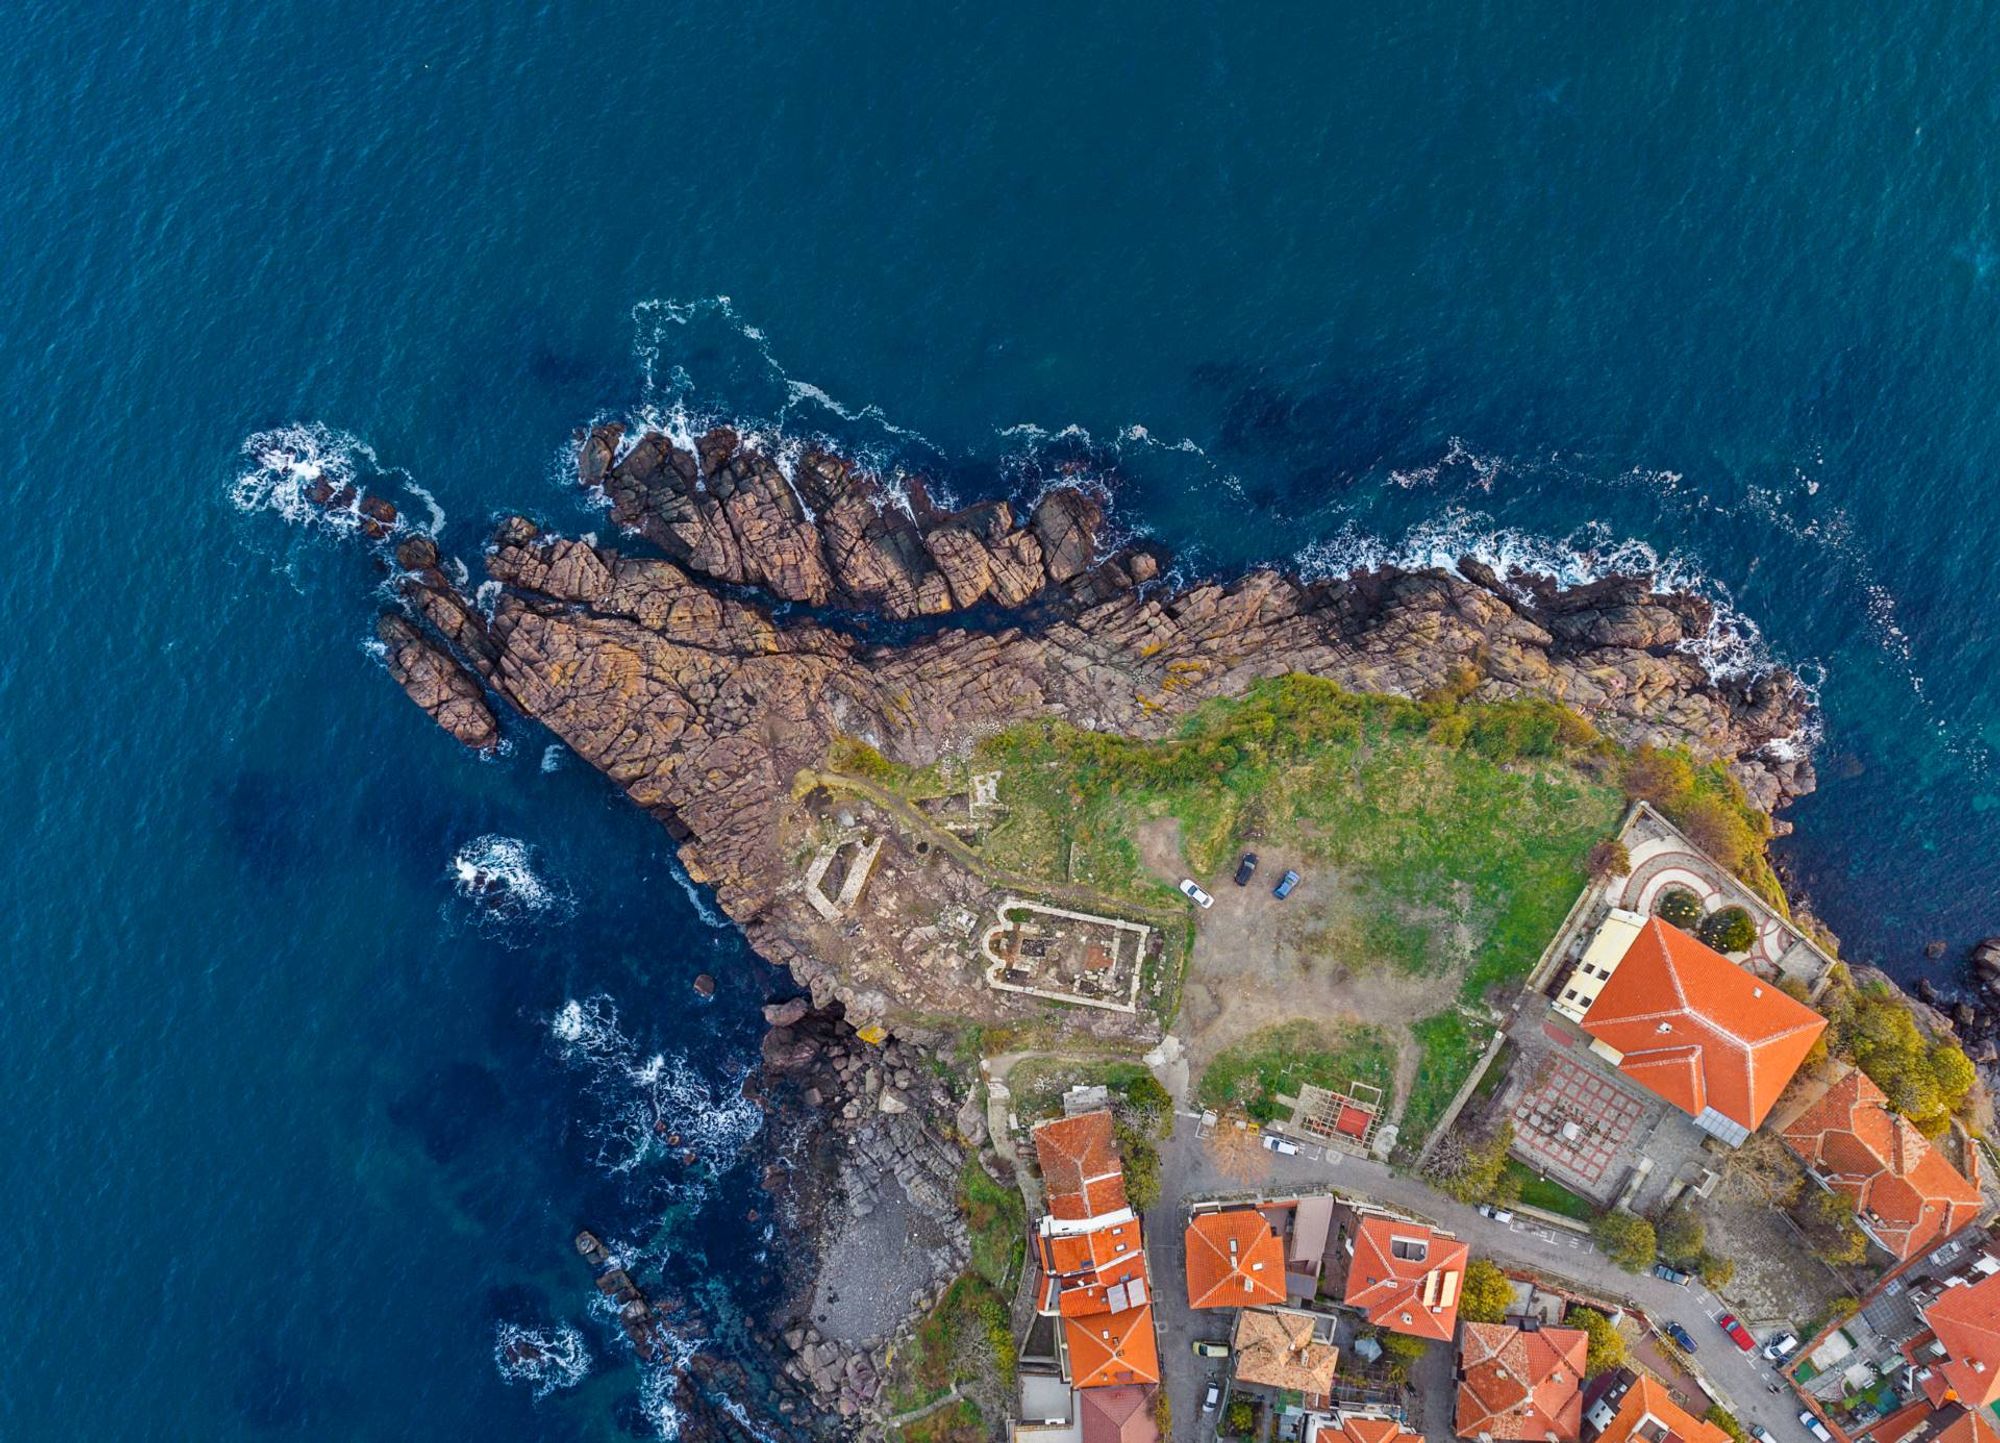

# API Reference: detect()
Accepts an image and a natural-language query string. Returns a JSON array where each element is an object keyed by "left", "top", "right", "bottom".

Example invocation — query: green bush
[
  {"left": 1657, "top": 1202, "right": 1705, "bottom": 1266},
  {"left": 1654, "top": 887, "right": 1702, "bottom": 929},
  {"left": 1698, "top": 1251, "right": 1736, "bottom": 1289},
  {"left": 1119, "top": 1074, "right": 1173, "bottom": 1136},
  {"left": 1225, "top": 1398, "right": 1256, "bottom": 1436},
  {"left": 1698, "top": 906, "right": 1757, "bottom": 953},
  {"left": 1115, "top": 1120, "right": 1161, "bottom": 1212},
  {"left": 1459, "top": 1258, "right": 1514, "bottom": 1324},
  {"left": 1424, "top": 1123, "right": 1516, "bottom": 1204},
  {"left": 1569, "top": 1306, "right": 1627, "bottom": 1376},
  {"left": 1592, "top": 1209, "right": 1657, "bottom": 1270},
  {"left": 1706, "top": 1406, "right": 1750, "bottom": 1443}
]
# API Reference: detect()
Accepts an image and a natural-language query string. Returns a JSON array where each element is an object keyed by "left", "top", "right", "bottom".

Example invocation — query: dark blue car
[
  {"left": 1664, "top": 1321, "right": 1697, "bottom": 1353},
  {"left": 1273, "top": 869, "right": 1301, "bottom": 899}
]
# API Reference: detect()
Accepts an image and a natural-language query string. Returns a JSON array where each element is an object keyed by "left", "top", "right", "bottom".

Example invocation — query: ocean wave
[
  {"left": 493, "top": 1321, "right": 591, "bottom": 1399},
  {"left": 547, "top": 995, "right": 763, "bottom": 1181},
  {"left": 540, "top": 744, "right": 566, "bottom": 774},
  {"left": 230, "top": 422, "right": 443, "bottom": 538},
  {"left": 450, "top": 835, "right": 570, "bottom": 921},
  {"left": 667, "top": 861, "right": 730, "bottom": 932}
]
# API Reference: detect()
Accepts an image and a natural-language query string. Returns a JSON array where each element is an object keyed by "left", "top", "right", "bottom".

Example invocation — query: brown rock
[{"left": 374, "top": 614, "right": 497, "bottom": 750}]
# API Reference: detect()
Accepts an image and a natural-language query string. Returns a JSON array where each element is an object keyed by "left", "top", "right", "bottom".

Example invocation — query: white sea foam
[
  {"left": 450, "top": 835, "right": 568, "bottom": 918},
  {"left": 231, "top": 423, "right": 383, "bottom": 532},
  {"left": 540, "top": 744, "right": 566, "bottom": 774},
  {"left": 493, "top": 1322, "right": 591, "bottom": 1399},
  {"left": 667, "top": 861, "right": 730, "bottom": 931},
  {"left": 547, "top": 994, "right": 764, "bottom": 1182},
  {"left": 634, "top": 1331, "right": 702, "bottom": 1442}
]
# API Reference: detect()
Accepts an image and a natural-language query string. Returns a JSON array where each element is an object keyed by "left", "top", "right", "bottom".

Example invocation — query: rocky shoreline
[{"left": 308, "top": 423, "right": 1838, "bottom": 1424}]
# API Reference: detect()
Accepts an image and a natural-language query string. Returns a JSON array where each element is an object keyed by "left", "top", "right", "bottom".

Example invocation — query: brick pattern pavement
[{"left": 1511, "top": 1052, "right": 1647, "bottom": 1193}]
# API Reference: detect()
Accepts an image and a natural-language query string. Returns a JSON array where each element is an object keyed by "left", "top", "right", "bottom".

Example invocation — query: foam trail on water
[
  {"left": 668, "top": 861, "right": 729, "bottom": 932},
  {"left": 492, "top": 1322, "right": 591, "bottom": 1399},
  {"left": 547, "top": 995, "right": 763, "bottom": 1182},
  {"left": 451, "top": 835, "right": 565, "bottom": 914}
]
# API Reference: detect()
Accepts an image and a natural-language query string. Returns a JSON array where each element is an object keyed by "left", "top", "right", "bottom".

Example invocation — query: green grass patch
[
  {"left": 1197, "top": 1018, "right": 1396, "bottom": 1122},
  {"left": 897, "top": 1397, "right": 985, "bottom": 1443},
  {"left": 886, "top": 1273, "right": 1015, "bottom": 1415},
  {"left": 1006, "top": 1057, "right": 1155, "bottom": 1123},
  {"left": 1401, "top": 1011, "right": 1496, "bottom": 1142},
  {"left": 1501, "top": 1159, "right": 1598, "bottom": 1222},
  {"left": 961, "top": 1158, "right": 1025, "bottom": 1291},
  {"left": 967, "top": 677, "right": 1622, "bottom": 1004}
]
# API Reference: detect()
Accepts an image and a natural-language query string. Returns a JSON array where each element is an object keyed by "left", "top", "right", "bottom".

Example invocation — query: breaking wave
[
  {"left": 230, "top": 422, "right": 443, "bottom": 537},
  {"left": 547, "top": 995, "right": 763, "bottom": 1182},
  {"left": 492, "top": 1322, "right": 591, "bottom": 1399},
  {"left": 450, "top": 835, "right": 570, "bottom": 923}
]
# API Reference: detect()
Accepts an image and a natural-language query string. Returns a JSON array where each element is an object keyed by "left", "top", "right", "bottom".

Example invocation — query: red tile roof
[
  {"left": 1579, "top": 919, "right": 1825, "bottom": 1132},
  {"left": 1455, "top": 1322, "right": 1587, "bottom": 1442},
  {"left": 1329, "top": 1420, "right": 1425, "bottom": 1443},
  {"left": 1933, "top": 1410, "right": 2000, "bottom": 1443},
  {"left": 1064, "top": 1303, "right": 1161, "bottom": 1389},
  {"left": 1924, "top": 1271, "right": 2000, "bottom": 1409},
  {"left": 1078, "top": 1385, "right": 1160, "bottom": 1443},
  {"left": 1783, "top": 1068, "right": 1985, "bottom": 1261},
  {"left": 1342, "top": 1216, "right": 1469, "bottom": 1341},
  {"left": 1034, "top": 1111, "right": 1130, "bottom": 1222},
  {"left": 1184, "top": 1210, "right": 1288, "bottom": 1310},
  {"left": 1591, "top": 1378, "right": 1731, "bottom": 1443}
]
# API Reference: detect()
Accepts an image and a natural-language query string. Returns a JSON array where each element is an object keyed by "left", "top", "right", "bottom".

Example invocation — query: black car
[
  {"left": 1664, "top": 1321, "right": 1697, "bottom": 1353},
  {"left": 1234, "top": 853, "right": 1259, "bottom": 886}
]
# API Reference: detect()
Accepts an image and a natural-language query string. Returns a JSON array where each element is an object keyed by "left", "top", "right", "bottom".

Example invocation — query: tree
[
  {"left": 1699, "top": 906, "right": 1758, "bottom": 954},
  {"left": 1929, "top": 1045, "right": 1977, "bottom": 1114},
  {"left": 1115, "top": 1122, "right": 1161, "bottom": 1211},
  {"left": 1459, "top": 1259, "right": 1514, "bottom": 1324},
  {"left": 1225, "top": 1399, "right": 1256, "bottom": 1437},
  {"left": 1425, "top": 1123, "right": 1515, "bottom": 1204},
  {"left": 1654, "top": 887, "right": 1702, "bottom": 929},
  {"left": 1207, "top": 1119, "right": 1272, "bottom": 1187},
  {"left": 1569, "top": 1307, "right": 1627, "bottom": 1376},
  {"left": 1592, "top": 1209, "right": 1657, "bottom": 1270},
  {"left": 1698, "top": 1251, "right": 1736, "bottom": 1289},
  {"left": 1706, "top": 1406, "right": 1750, "bottom": 1443},
  {"left": 1120, "top": 1074, "right": 1174, "bottom": 1136},
  {"left": 1588, "top": 838, "right": 1632, "bottom": 879},
  {"left": 1657, "top": 1203, "right": 1706, "bottom": 1266},
  {"left": 1798, "top": 1188, "right": 1869, "bottom": 1266},
  {"left": 1152, "top": 1391, "right": 1172, "bottom": 1437}
]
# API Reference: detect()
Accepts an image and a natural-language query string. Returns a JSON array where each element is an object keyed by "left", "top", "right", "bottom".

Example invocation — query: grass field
[
  {"left": 1501, "top": 1159, "right": 1599, "bottom": 1222},
  {"left": 1195, "top": 1019, "right": 1397, "bottom": 1122},
  {"left": 1402, "top": 1011, "right": 1497, "bottom": 1142},
  {"left": 966, "top": 677, "right": 1624, "bottom": 1007},
  {"left": 1005, "top": 1057, "right": 1155, "bottom": 1123}
]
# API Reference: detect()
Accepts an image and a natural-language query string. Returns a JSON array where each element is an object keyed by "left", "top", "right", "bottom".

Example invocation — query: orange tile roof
[
  {"left": 1342, "top": 1216, "right": 1468, "bottom": 1341},
  {"left": 1924, "top": 1272, "right": 2000, "bottom": 1409},
  {"left": 1933, "top": 1409, "right": 2000, "bottom": 1443},
  {"left": 1783, "top": 1068, "right": 1985, "bottom": 1261},
  {"left": 1042, "top": 1218, "right": 1147, "bottom": 1282},
  {"left": 1579, "top": 919, "right": 1825, "bottom": 1132},
  {"left": 1064, "top": 1302, "right": 1161, "bottom": 1389},
  {"left": 1184, "top": 1209, "right": 1288, "bottom": 1309},
  {"left": 1230, "top": 1308, "right": 1340, "bottom": 1397},
  {"left": 1454, "top": 1322, "right": 1587, "bottom": 1442},
  {"left": 1592, "top": 1376, "right": 1731, "bottom": 1443},
  {"left": 1034, "top": 1111, "right": 1130, "bottom": 1221},
  {"left": 1077, "top": 1385, "right": 1160, "bottom": 1443},
  {"left": 1329, "top": 1419, "right": 1424, "bottom": 1443}
]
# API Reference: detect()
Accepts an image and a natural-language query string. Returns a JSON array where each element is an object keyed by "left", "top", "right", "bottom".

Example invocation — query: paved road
[{"left": 1147, "top": 1114, "right": 1816, "bottom": 1443}]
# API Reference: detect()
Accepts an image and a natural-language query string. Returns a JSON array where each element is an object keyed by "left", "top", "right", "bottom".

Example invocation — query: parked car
[
  {"left": 1800, "top": 1411, "right": 1832, "bottom": 1443},
  {"left": 1234, "top": 853, "right": 1259, "bottom": 886},
  {"left": 1179, "top": 878, "right": 1214, "bottom": 909},
  {"left": 1262, "top": 1134, "right": 1300, "bottom": 1155},
  {"left": 1477, "top": 1203, "right": 1515, "bottom": 1224},
  {"left": 1203, "top": 1383, "right": 1222, "bottom": 1413},
  {"left": 1273, "top": 869, "right": 1301, "bottom": 899},
  {"left": 1751, "top": 1427, "right": 1776, "bottom": 1443},
  {"left": 1763, "top": 1330, "right": 1800, "bottom": 1361},
  {"left": 1663, "top": 1321, "right": 1697, "bottom": 1353},
  {"left": 1718, "top": 1314, "right": 1756, "bottom": 1352},
  {"left": 1651, "top": 1263, "right": 1692, "bottom": 1286},
  {"left": 1192, "top": 1340, "right": 1230, "bottom": 1359}
]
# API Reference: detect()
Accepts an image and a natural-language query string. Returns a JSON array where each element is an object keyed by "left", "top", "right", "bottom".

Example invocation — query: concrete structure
[{"left": 1553, "top": 909, "right": 1646, "bottom": 1023}]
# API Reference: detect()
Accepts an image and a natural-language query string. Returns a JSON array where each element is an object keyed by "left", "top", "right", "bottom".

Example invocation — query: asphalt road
[{"left": 1144, "top": 1115, "right": 1818, "bottom": 1443}]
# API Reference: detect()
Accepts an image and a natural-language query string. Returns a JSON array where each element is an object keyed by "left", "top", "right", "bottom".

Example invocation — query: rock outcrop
[{"left": 334, "top": 425, "right": 1815, "bottom": 1025}]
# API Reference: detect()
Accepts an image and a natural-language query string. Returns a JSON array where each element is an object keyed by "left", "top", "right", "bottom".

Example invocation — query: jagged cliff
[{"left": 335, "top": 424, "right": 1813, "bottom": 1026}]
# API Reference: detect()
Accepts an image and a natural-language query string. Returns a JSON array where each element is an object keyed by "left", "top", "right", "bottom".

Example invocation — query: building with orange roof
[
  {"left": 1308, "top": 1419, "right": 1426, "bottom": 1443},
  {"left": 1230, "top": 1307, "right": 1340, "bottom": 1402},
  {"left": 1185, "top": 1209, "right": 1287, "bottom": 1309},
  {"left": 1034, "top": 1111, "right": 1131, "bottom": 1226},
  {"left": 1076, "top": 1385, "right": 1160, "bottom": 1443},
  {"left": 1064, "top": 1303, "right": 1161, "bottom": 1390},
  {"left": 1587, "top": 1376, "right": 1730, "bottom": 1443},
  {"left": 1343, "top": 1215, "right": 1469, "bottom": 1341},
  {"left": 1930, "top": 1409, "right": 2000, "bottom": 1443},
  {"left": 1577, "top": 918, "right": 1826, "bottom": 1144},
  {"left": 1783, "top": 1067, "right": 1987, "bottom": 1261},
  {"left": 1454, "top": 1322, "right": 1586, "bottom": 1442},
  {"left": 1915, "top": 1270, "right": 2000, "bottom": 1409}
]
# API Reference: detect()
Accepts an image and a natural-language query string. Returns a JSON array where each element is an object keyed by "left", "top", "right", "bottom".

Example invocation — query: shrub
[
  {"left": 1120, "top": 1074, "right": 1174, "bottom": 1136},
  {"left": 1569, "top": 1306, "right": 1627, "bottom": 1376},
  {"left": 1698, "top": 1251, "right": 1736, "bottom": 1289},
  {"left": 1153, "top": 1391, "right": 1172, "bottom": 1436},
  {"left": 1225, "top": 1399, "right": 1256, "bottom": 1437},
  {"left": 1592, "top": 1209, "right": 1657, "bottom": 1270},
  {"left": 1798, "top": 1188, "right": 1869, "bottom": 1266},
  {"left": 1657, "top": 1203, "right": 1705, "bottom": 1266},
  {"left": 1699, "top": 906, "right": 1757, "bottom": 953},
  {"left": 1459, "top": 1259, "right": 1514, "bottom": 1324},
  {"left": 1654, "top": 887, "right": 1703, "bottom": 929},
  {"left": 1380, "top": 1333, "right": 1430, "bottom": 1365},
  {"left": 1425, "top": 1123, "right": 1516, "bottom": 1204},
  {"left": 1707, "top": 1405, "right": 1750, "bottom": 1443},
  {"left": 1115, "top": 1121, "right": 1162, "bottom": 1212},
  {"left": 1588, "top": 838, "right": 1632, "bottom": 879}
]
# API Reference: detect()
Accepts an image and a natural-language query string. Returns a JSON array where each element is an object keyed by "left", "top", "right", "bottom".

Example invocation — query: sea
[{"left": 5, "top": 2, "right": 1999, "bottom": 1436}]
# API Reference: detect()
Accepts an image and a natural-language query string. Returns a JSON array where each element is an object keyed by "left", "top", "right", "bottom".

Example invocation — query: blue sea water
[{"left": 7, "top": 2, "right": 2000, "bottom": 1435}]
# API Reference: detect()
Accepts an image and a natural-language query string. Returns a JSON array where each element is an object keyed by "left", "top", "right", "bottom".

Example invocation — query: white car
[
  {"left": 1751, "top": 1429, "right": 1776, "bottom": 1443},
  {"left": 1262, "top": 1134, "right": 1300, "bottom": 1155},
  {"left": 1477, "top": 1203, "right": 1516, "bottom": 1224},
  {"left": 1179, "top": 878, "right": 1214, "bottom": 909},
  {"left": 1800, "top": 1411, "right": 1832, "bottom": 1443},
  {"left": 1203, "top": 1383, "right": 1221, "bottom": 1412},
  {"left": 1763, "top": 1331, "right": 1800, "bottom": 1361}
]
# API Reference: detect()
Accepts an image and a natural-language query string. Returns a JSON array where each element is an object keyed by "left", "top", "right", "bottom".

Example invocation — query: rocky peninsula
[{"left": 316, "top": 423, "right": 1829, "bottom": 1430}]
